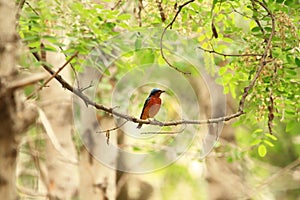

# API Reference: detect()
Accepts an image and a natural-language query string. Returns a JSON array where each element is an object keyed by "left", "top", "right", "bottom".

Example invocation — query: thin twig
[
  {"left": 97, "top": 120, "right": 128, "bottom": 134},
  {"left": 228, "top": 2, "right": 252, "bottom": 20},
  {"left": 160, "top": 0, "right": 195, "bottom": 75},
  {"left": 253, "top": 0, "right": 275, "bottom": 61},
  {"left": 238, "top": 0, "right": 275, "bottom": 112},
  {"left": 251, "top": 0, "right": 268, "bottom": 44},
  {"left": 156, "top": 0, "right": 166, "bottom": 22},
  {"left": 59, "top": 46, "right": 80, "bottom": 87},
  {"left": 98, "top": 120, "right": 128, "bottom": 145},
  {"left": 0, "top": 72, "right": 47, "bottom": 98},
  {"left": 140, "top": 111, "right": 243, "bottom": 126},
  {"left": 78, "top": 82, "right": 94, "bottom": 92},
  {"left": 211, "top": 21, "right": 218, "bottom": 39},
  {"left": 16, "top": 0, "right": 26, "bottom": 20},
  {"left": 267, "top": 93, "right": 274, "bottom": 135},
  {"left": 42, "top": 51, "right": 78, "bottom": 86},
  {"left": 24, "top": 2, "right": 39, "bottom": 16},
  {"left": 137, "top": 0, "right": 143, "bottom": 27},
  {"left": 198, "top": 46, "right": 262, "bottom": 57},
  {"left": 267, "top": 62, "right": 278, "bottom": 135},
  {"left": 27, "top": 51, "right": 78, "bottom": 99},
  {"left": 111, "top": 0, "right": 122, "bottom": 10},
  {"left": 7, "top": 73, "right": 47, "bottom": 91}
]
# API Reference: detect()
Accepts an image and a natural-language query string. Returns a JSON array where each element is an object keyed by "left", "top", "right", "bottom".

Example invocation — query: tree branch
[
  {"left": 97, "top": 120, "right": 128, "bottom": 134},
  {"left": 7, "top": 72, "right": 47, "bottom": 91},
  {"left": 160, "top": 0, "right": 195, "bottom": 75},
  {"left": 111, "top": 0, "right": 122, "bottom": 10},
  {"left": 137, "top": 0, "right": 143, "bottom": 27},
  {"left": 198, "top": 46, "right": 262, "bottom": 57},
  {"left": 27, "top": 51, "right": 78, "bottom": 99},
  {"left": 238, "top": 0, "right": 275, "bottom": 112},
  {"left": 156, "top": 0, "right": 166, "bottom": 22},
  {"left": 97, "top": 120, "right": 128, "bottom": 145},
  {"left": 251, "top": 0, "right": 268, "bottom": 45}
]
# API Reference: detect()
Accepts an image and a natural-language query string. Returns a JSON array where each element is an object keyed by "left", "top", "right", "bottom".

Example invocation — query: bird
[{"left": 137, "top": 88, "right": 165, "bottom": 129}]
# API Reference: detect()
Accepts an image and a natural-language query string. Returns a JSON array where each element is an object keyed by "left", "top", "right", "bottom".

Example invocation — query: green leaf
[
  {"left": 265, "top": 133, "right": 277, "bottom": 141},
  {"left": 229, "top": 82, "right": 236, "bottom": 99},
  {"left": 264, "top": 27, "right": 273, "bottom": 32},
  {"left": 219, "top": 66, "right": 227, "bottom": 75},
  {"left": 262, "top": 76, "right": 271, "bottom": 84},
  {"left": 215, "top": 77, "right": 223, "bottom": 85},
  {"left": 263, "top": 140, "right": 274, "bottom": 147},
  {"left": 251, "top": 139, "right": 261, "bottom": 146},
  {"left": 286, "top": 69, "right": 297, "bottom": 76},
  {"left": 211, "top": 0, "right": 218, "bottom": 15},
  {"left": 135, "top": 37, "right": 142, "bottom": 50},
  {"left": 253, "top": 128, "right": 263, "bottom": 134},
  {"left": 223, "top": 86, "right": 229, "bottom": 94},
  {"left": 295, "top": 57, "right": 300, "bottom": 67},
  {"left": 286, "top": 55, "right": 293, "bottom": 63},
  {"left": 23, "top": 35, "right": 40, "bottom": 42},
  {"left": 135, "top": 49, "right": 155, "bottom": 65},
  {"left": 133, "top": 146, "right": 141, "bottom": 151},
  {"left": 28, "top": 41, "right": 41, "bottom": 49},
  {"left": 227, "top": 156, "right": 233, "bottom": 163},
  {"left": 222, "top": 73, "right": 233, "bottom": 85},
  {"left": 258, "top": 144, "right": 267, "bottom": 157},
  {"left": 43, "top": 45, "right": 58, "bottom": 52},
  {"left": 117, "top": 14, "right": 131, "bottom": 20},
  {"left": 190, "top": 2, "right": 200, "bottom": 10},
  {"left": 248, "top": 69, "right": 255, "bottom": 80},
  {"left": 251, "top": 27, "right": 261, "bottom": 32},
  {"left": 273, "top": 47, "right": 282, "bottom": 57}
]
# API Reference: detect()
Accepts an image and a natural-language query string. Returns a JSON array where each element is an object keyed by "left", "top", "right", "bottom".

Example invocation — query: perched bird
[{"left": 137, "top": 88, "right": 165, "bottom": 129}]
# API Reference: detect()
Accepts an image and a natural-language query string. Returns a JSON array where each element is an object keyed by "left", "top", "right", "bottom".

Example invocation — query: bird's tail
[{"left": 137, "top": 123, "right": 142, "bottom": 129}]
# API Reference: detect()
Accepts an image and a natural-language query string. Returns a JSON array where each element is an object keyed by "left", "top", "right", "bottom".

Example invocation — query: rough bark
[{"left": 0, "top": 0, "right": 37, "bottom": 199}]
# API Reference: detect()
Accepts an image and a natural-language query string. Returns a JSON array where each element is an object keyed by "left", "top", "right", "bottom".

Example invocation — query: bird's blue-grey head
[{"left": 149, "top": 88, "right": 165, "bottom": 96}]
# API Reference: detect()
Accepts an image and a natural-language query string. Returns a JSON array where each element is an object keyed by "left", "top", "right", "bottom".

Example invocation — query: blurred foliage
[{"left": 17, "top": 0, "right": 300, "bottom": 199}]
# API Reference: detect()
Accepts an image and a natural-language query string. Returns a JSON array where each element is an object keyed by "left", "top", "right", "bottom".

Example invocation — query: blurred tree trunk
[
  {"left": 78, "top": 116, "right": 117, "bottom": 200},
  {"left": 0, "top": 0, "right": 37, "bottom": 199},
  {"left": 77, "top": 66, "right": 117, "bottom": 200},
  {"left": 191, "top": 73, "right": 251, "bottom": 199},
  {"left": 39, "top": 51, "right": 79, "bottom": 199}
]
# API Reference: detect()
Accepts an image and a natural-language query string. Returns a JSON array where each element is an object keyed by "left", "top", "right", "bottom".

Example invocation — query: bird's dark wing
[{"left": 140, "top": 97, "right": 150, "bottom": 119}]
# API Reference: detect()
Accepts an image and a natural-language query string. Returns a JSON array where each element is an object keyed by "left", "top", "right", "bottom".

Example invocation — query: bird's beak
[{"left": 161, "top": 90, "right": 165, "bottom": 93}]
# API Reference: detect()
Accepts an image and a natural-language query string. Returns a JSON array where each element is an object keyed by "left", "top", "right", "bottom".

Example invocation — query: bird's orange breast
[{"left": 141, "top": 97, "right": 161, "bottom": 119}]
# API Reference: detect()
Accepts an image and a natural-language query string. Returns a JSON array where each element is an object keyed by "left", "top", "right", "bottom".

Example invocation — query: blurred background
[{"left": 7, "top": 0, "right": 300, "bottom": 199}]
